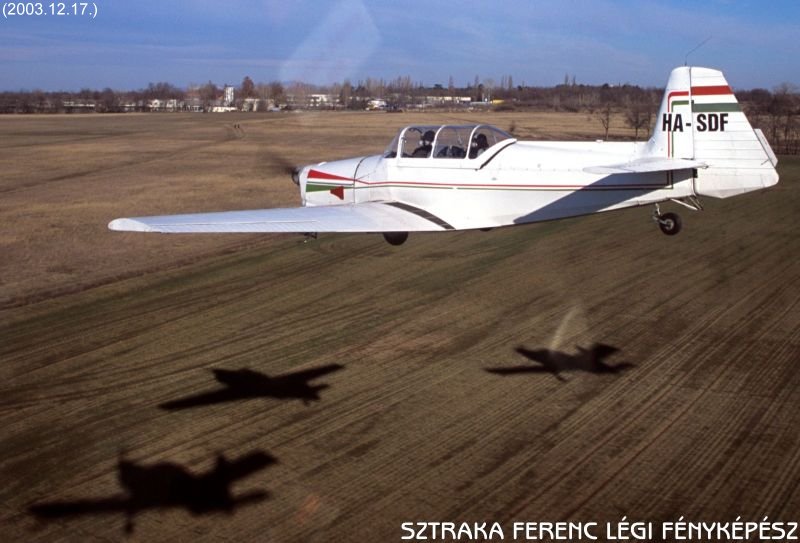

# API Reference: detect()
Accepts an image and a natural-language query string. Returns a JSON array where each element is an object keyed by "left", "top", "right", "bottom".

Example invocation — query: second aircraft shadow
[{"left": 160, "top": 364, "right": 345, "bottom": 410}]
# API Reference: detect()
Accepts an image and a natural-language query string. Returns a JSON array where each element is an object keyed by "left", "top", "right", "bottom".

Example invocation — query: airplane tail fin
[{"left": 646, "top": 66, "right": 779, "bottom": 198}]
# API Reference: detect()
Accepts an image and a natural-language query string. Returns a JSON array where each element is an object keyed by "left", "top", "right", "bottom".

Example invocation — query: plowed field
[{"left": 1, "top": 112, "right": 798, "bottom": 541}]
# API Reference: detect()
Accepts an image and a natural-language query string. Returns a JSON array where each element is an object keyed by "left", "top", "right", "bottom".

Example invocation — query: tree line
[{"left": 1, "top": 75, "right": 797, "bottom": 154}]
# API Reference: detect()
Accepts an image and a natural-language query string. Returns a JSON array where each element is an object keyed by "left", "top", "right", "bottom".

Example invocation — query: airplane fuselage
[{"left": 299, "top": 140, "right": 695, "bottom": 231}]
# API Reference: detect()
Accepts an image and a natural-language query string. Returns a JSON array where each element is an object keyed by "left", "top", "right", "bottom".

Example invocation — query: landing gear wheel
[
  {"left": 383, "top": 231, "right": 409, "bottom": 246},
  {"left": 658, "top": 212, "right": 682, "bottom": 236}
]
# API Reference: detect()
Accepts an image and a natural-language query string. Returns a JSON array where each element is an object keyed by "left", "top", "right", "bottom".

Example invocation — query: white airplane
[{"left": 109, "top": 67, "right": 779, "bottom": 245}]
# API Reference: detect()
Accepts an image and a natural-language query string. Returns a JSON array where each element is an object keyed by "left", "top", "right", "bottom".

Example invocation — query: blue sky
[{"left": 1, "top": 0, "right": 798, "bottom": 91}]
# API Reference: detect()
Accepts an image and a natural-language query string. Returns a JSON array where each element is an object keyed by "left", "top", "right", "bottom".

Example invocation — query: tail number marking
[
  {"left": 663, "top": 113, "right": 728, "bottom": 132},
  {"left": 662, "top": 113, "right": 684, "bottom": 132},
  {"left": 696, "top": 113, "right": 728, "bottom": 132}
]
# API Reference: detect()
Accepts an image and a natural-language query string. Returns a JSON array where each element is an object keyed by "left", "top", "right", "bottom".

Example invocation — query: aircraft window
[
  {"left": 389, "top": 124, "right": 512, "bottom": 160},
  {"left": 433, "top": 126, "right": 470, "bottom": 159},
  {"left": 400, "top": 126, "right": 439, "bottom": 158},
  {"left": 469, "top": 126, "right": 512, "bottom": 159},
  {"left": 384, "top": 133, "right": 400, "bottom": 158}
]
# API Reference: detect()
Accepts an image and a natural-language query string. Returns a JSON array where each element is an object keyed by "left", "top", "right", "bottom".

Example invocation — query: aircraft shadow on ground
[
  {"left": 512, "top": 171, "right": 671, "bottom": 224},
  {"left": 485, "top": 343, "right": 634, "bottom": 382},
  {"left": 159, "top": 364, "right": 345, "bottom": 410},
  {"left": 28, "top": 450, "right": 277, "bottom": 534}
]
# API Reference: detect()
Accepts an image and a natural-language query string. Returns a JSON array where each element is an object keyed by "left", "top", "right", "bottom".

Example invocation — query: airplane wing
[
  {"left": 109, "top": 202, "right": 455, "bottom": 234},
  {"left": 583, "top": 157, "right": 707, "bottom": 175},
  {"left": 588, "top": 343, "right": 620, "bottom": 358},
  {"left": 485, "top": 366, "right": 566, "bottom": 381},
  {"left": 159, "top": 389, "right": 240, "bottom": 410},
  {"left": 514, "top": 347, "right": 550, "bottom": 364},
  {"left": 485, "top": 367, "right": 550, "bottom": 375},
  {"left": 219, "top": 451, "right": 277, "bottom": 480},
  {"left": 29, "top": 496, "right": 131, "bottom": 518},
  {"left": 282, "top": 363, "right": 345, "bottom": 382}
]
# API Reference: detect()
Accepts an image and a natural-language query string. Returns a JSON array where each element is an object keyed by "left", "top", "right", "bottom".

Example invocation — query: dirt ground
[{"left": 1, "top": 112, "right": 798, "bottom": 541}]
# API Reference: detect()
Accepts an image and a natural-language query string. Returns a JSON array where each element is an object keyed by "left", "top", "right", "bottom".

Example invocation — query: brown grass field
[{"left": 1, "top": 112, "right": 799, "bottom": 541}]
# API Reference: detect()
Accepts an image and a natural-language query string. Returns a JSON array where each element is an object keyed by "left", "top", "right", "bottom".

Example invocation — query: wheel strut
[{"left": 652, "top": 204, "right": 682, "bottom": 236}]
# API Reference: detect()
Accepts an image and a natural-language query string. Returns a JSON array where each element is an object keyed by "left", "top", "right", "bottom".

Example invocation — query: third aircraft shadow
[{"left": 29, "top": 450, "right": 276, "bottom": 534}]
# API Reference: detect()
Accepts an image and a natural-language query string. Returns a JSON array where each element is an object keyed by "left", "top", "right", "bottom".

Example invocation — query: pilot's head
[
  {"left": 474, "top": 133, "right": 488, "bottom": 148},
  {"left": 422, "top": 130, "right": 435, "bottom": 145}
]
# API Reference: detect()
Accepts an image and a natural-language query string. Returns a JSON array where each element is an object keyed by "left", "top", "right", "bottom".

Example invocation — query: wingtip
[{"left": 108, "top": 218, "right": 153, "bottom": 232}]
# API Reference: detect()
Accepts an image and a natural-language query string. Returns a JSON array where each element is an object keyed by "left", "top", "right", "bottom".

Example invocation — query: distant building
[
  {"left": 185, "top": 97, "right": 203, "bottom": 112},
  {"left": 62, "top": 100, "right": 96, "bottom": 113},
  {"left": 309, "top": 94, "right": 334, "bottom": 108},
  {"left": 211, "top": 106, "right": 237, "bottom": 113},
  {"left": 223, "top": 85, "right": 234, "bottom": 107},
  {"left": 241, "top": 97, "right": 266, "bottom": 112},
  {"left": 423, "top": 96, "right": 472, "bottom": 106}
]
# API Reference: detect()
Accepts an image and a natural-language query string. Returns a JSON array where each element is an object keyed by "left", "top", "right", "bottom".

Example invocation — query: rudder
[{"left": 647, "top": 66, "right": 778, "bottom": 198}]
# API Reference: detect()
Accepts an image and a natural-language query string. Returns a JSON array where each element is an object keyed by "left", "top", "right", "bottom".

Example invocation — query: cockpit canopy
[{"left": 384, "top": 124, "right": 514, "bottom": 160}]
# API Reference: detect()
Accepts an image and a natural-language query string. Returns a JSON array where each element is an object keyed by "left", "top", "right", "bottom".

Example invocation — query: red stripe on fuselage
[{"left": 357, "top": 180, "right": 669, "bottom": 190}]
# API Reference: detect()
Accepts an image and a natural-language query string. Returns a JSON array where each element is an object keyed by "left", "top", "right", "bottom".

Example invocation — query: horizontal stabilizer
[
  {"left": 583, "top": 157, "right": 707, "bottom": 175},
  {"left": 108, "top": 202, "right": 454, "bottom": 233}
]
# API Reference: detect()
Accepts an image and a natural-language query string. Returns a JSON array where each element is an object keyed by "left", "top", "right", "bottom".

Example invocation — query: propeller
[
  {"left": 273, "top": 153, "right": 300, "bottom": 179},
  {"left": 256, "top": 145, "right": 303, "bottom": 186},
  {"left": 277, "top": 159, "right": 302, "bottom": 186}
]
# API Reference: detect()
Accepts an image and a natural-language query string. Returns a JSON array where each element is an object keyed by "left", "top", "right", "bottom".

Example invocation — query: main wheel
[
  {"left": 658, "top": 212, "right": 682, "bottom": 236},
  {"left": 383, "top": 231, "right": 409, "bottom": 245}
]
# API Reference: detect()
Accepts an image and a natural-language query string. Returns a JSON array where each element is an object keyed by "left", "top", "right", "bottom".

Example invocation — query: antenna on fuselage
[{"left": 684, "top": 36, "right": 712, "bottom": 66}]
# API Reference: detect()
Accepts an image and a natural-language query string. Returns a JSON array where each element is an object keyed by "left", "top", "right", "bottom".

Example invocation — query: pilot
[
  {"left": 412, "top": 130, "right": 435, "bottom": 158},
  {"left": 469, "top": 133, "right": 489, "bottom": 158}
]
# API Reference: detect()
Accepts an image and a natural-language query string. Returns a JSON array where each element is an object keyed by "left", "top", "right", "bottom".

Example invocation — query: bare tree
[
  {"left": 240, "top": 76, "right": 256, "bottom": 98},
  {"left": 199, "top": 81, "right": 219, "bottom": 110},
  {"left": 98, "top": 87, "right": 118, "bottom": 112},
  {"left": 339, "top": 80, "right": 352, "bottom": 108},
  {"left": 774, "top": 83, "right": 799, "bottom": 153},
  {"left": 598, "top": 102, "right": 612, "bottom": 140},
  {"left": 625, "top": 98, "right": 654, "bottom": 140},
  {"left": 268, "top": 81, "right": 285, "bottom": 106}
]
